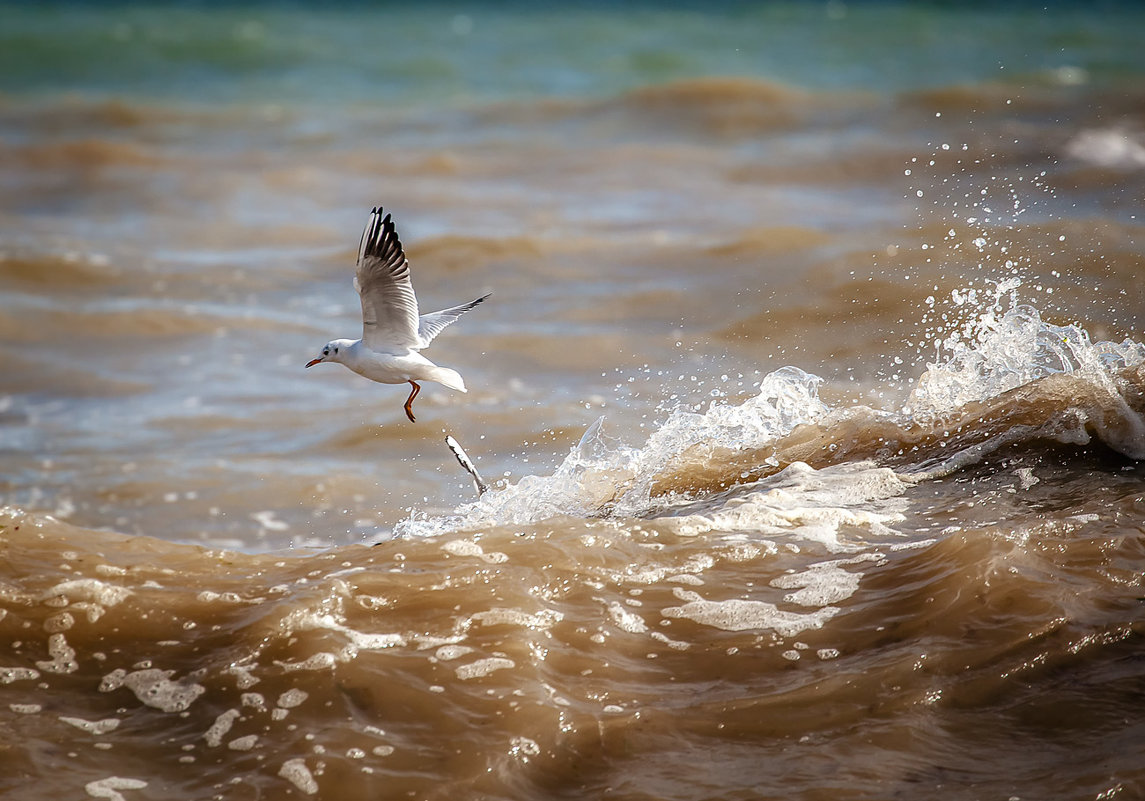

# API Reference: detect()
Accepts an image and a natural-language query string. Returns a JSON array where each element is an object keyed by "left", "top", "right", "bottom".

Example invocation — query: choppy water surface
[{"left": 2, "top": 3, "right": 1145, "bottom": 799}]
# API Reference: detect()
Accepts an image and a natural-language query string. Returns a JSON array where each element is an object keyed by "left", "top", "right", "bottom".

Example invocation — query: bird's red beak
[{"left": 305, "top": 358, "right": 323, "bottom": 368}]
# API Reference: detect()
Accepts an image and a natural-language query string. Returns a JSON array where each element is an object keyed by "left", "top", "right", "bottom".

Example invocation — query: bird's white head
[{"left": 306, "top": 339, "right": 354, "bottom": 368}]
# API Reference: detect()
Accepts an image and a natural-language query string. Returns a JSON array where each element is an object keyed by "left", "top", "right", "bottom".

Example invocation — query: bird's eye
[{"left": 323, "top": 350, "right": 329, "bottom": 356}]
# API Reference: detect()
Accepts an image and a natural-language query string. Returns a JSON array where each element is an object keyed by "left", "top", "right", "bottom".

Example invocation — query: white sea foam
[
  {"left": 101, "top": 667, "right": 205, "bottom": 713},
  {"left": 0, "top": 666, "right": 40, "bottom": 684},
  {"left": 509, "top": 736, "right": 541, "bottom": 759},
  {"left": 36, "top": 633, "right": 78, "bottom": 674},
  {"left": 277, "top": 688, "right": 308, "bottom": 709},
  {"left": 662, "top": 588, "right": 839, "bottom": 636},
  {"left": 442, "top": 538, "right": 509, "bottom": 563},
  {"left": 296, "top": 612, "right": 406, "bottom": 652},
  {"left": 84, "top": 777, "right": 148, "bottom": 801},
  {"left": 38, "top": 579, "right": 132, "bottom": 607},
  {"left": 226, "top": 664, "right": 260, "bottom": 689},
  {"left": 469, "top": 607, "right": 563, "bottom": 630},
  {"left": 275, "top": 652, "right": 340, "bottom": 672},
  {"left": 607, "top": 600, "right": 648, "bottom": 633},
  {"left": 435, "top": 645, "right": 475, "bottom": 661},
  {"left": 442, "top": 539, "right": 483, "bottom": 557},
  {"left": 659, "top": 462, "right": 909, "bottom": 550},
  {"left": 60, "top": 716, "right": 121, "bottom": 735},
  {"left": 278, "top": 758, "right": 318, "bottom": 795},
  {"left": 455, "top": 656, "right": 516, "bottom": 680},
  {"left": 196, "top": 590, "right": 263, "bottom": 604},
  {"left": 771, "top": 562, "right": 863, "bottom": 607},
  {"left": 204, "top": 709, "right": 240, "bottom": 747},
  {"left": 43, "top": 611, "right": 74, "bottom": 633}
]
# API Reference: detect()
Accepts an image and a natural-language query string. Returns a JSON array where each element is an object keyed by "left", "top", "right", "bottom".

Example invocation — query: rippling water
[{"left": 2, "top": 2, "right": 1145, "bottom": 799}]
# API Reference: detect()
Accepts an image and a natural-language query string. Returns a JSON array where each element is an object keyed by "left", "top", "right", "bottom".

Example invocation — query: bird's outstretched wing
[
  {"left": 355, "top": 208, "right": 421, "bottom": 353},
  {"left": 418, "top": 293, "right": 491, "bottom": 348}
]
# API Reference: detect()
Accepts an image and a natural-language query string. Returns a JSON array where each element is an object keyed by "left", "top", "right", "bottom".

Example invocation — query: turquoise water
[{"left": 3, "top": 2, "right": 1145, "bottom": 104}]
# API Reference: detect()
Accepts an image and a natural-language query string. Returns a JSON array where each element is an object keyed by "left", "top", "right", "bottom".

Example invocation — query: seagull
[{"left": 306, "top": 207, "right": 489, "bottom": 423}]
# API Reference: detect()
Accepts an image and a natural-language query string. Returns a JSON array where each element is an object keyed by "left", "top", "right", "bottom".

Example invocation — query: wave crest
[{"left": 392, "top": 302, "right": 1145, "bottom": 539}]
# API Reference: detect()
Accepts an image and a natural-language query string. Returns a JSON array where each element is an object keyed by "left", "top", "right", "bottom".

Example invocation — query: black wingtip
[
  {"left": 463, "top": 293, "right": 492, "bottom": 313},
  {"left": 358, "top": 206, "right": 406, "bottom": 268}
]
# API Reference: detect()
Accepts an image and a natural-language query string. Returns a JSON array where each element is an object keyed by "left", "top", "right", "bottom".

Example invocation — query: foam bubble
[
  {"left": 277, "top": 689, "right": 308, "bottom": 709},
  {"left": 288, "top": 612, "right": 407, "bottom": 653},
  {"left": 455, "top": 657, "right": 516, "bottom": 680},
  {"left": 44, "top": 612, "right": 74, "bottom": 633},
  {"left": 771, "top": 563, "right": 863, "bottom": 607},
  {"left": 84, "top": 777, "right": 148, "bottom": 801},
  {"left": 204, "top": 709, "right": 240, "bottom": 747},
  {"left": 649, "top": 631, "right": 691, "bottom": 650},
  {"left": 469, "top": 608, "right": 563, "bottom": 630},
  {"left": 94, "top": 564, "right": 128, "bottom": 578},
  {"left": 442, "top": 539, "right": 483, "bottom": 557},
  {"left": 0, "top": 666, "right": 41, "bottom": 684},
  {"left": 434, "top": 645, "right": 475, "bottom": 661},
  {"left": 38, "top": 579, "right": 132, "bottom": 607},
  {"left": 607, "top": 601, "right": 648, "bottom": 633},
  {"left": 36, "top": 633, "right": 78, "bottom": 674},
  {"left": 662, "top": 589, "right": 840, "bottom": 636},
  {"left": 660, "top": 462, "right": 909, "bottom": 551},
  {"left": 275, "top": 652, "right": 339, "bottom": 672},
  {"left": 196, "top": 590, "right": 262, "bottom": 604},
  {"left": 278, "top": 758, "right": 318, "bottom": 795},
  {"left": 104, "top": 668, "right": 205, "bottom": 713},
  {"left": 226, "top": 664, "right": 260, "bottom": 689},
  {"left": 60, "top": 716, "right": 121, "bottom": 735},
  {"left": 509, "top": 737, "right": 541, "bottom": 758}
]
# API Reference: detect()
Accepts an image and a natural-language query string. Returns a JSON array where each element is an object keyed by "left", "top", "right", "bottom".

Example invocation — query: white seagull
[{"left": 306, "top": 207, "right": 489, "bottom": 423}]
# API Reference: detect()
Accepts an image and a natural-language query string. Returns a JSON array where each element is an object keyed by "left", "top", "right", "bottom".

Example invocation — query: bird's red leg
[{"left": 404, "top": 380, "right": 421, "bottom": 423}]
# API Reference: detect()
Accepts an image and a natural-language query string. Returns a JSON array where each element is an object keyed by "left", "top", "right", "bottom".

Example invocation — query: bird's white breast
[{"left": 344, "top": 344, "right": 438, "bottom": 385}]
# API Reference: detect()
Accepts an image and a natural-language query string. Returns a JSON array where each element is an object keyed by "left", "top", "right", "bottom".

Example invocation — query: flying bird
[{"left": 306, "top": 207, "right": 489, "bottom": 422}]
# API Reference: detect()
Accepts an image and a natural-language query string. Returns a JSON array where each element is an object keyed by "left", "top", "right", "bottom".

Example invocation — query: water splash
[
  {"left": 908, "top": 303, "right": 1145, "bottom": 418},
  {"left": 392, "top": 367, "right": 827, "bottom": 537},
  {"left": 388, "top": 290, "right": 1145, "bottom": 541}
]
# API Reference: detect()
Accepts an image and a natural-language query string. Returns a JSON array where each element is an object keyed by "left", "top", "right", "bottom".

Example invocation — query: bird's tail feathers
[{"left": 430, "top": 367, "right": 467, "bottom": 393}]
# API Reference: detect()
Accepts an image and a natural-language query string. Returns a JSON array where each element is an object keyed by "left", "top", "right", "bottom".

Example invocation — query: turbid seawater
[{"left": 1, "top": 3, "right": 1145, "bottom": 799}]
